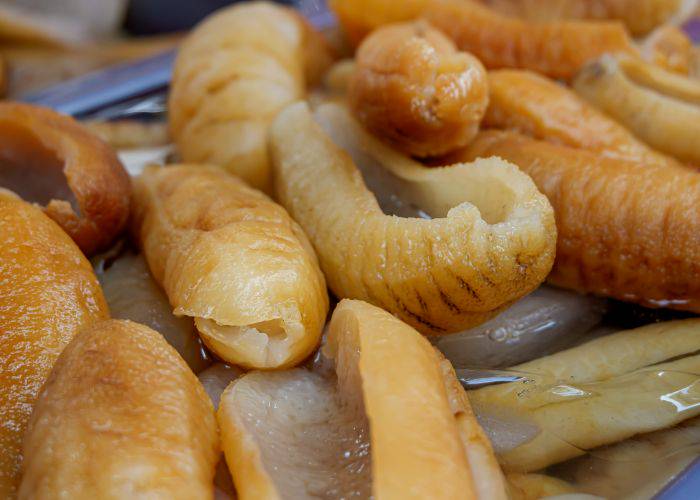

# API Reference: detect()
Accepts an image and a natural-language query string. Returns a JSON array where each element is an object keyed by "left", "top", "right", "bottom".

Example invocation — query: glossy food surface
[
  {"left": 19, "top": 320, "right": 219, "bottom": 500},
  {"left": 0, "top": 191, "right": 108, "bottom": 497},
  {"left": 218, "top": 299, "right": 508, "bottom": 500},
  {"left": 330, "top": 0, "right": 638, "bottom": 80},
  {"left": 0, "top": 102, "right": 130, "bottom": 255},
  {"left": 349, "top": 21, "right": 488, "bottom": 157}
]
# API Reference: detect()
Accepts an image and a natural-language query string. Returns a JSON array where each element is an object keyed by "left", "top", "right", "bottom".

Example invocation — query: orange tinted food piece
[
  {"left": 0, "top": 102, "right": 130, "bottom": 255},
  {"left": 349, "top": 21, "right": 488, "bottom": 157},
  {"left": 484, "top": 69, "right": 674, "bottom": 167},
  {"left": 330, "top": 0, "right": 638, "bottom": 80},
  {"left": 0, "top": 191, "right": 108, "bottom": 497}
]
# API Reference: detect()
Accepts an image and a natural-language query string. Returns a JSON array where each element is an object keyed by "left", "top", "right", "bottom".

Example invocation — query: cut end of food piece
[
  {"left": 218, "top": 299, "right": 508, "bottom": 500},
  {"left": 348, "top": 20, "right": 489, "bottom": 157},
  {"left": 132, "top": 164, "right": 329, "bottom": 370},
  {"left": 270, "top": 101, "right": 555, "bottom": 335},
  {"left": 0, "top": 102, "right": 131, "bottom": 256},
  {"left": 195, "top": 315, "right": 310, "bottom": 370},
  {"left": 19, "top": 319, "right": 219, "bottom": 499}
]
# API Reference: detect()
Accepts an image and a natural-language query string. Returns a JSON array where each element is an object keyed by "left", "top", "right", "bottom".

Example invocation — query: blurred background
[{"left": 0, "top": 0, "right": 302, "bottom": 98}]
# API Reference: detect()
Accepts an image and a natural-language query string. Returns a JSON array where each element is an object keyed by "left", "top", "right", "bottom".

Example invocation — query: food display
[
  {"left": 2, "top": 0, "right": 700, "bottom": 498},
  {"left": 0, "top": 103, "right": 131, "bottom": 255}
]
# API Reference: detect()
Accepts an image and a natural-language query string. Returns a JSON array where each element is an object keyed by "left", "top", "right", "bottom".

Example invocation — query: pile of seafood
[{"left": 2, "top": 0, "right": 700, "bottom": 498}]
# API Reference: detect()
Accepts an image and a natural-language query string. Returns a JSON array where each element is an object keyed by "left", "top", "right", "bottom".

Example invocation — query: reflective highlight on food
[
  {"left": 271, "top": 102, "right": 555, "bottom": 334},
  {"left": 218, "top": 300, "right": 508, "bottom": 499},
  {"left": 169, "top": 1, "right": 331, "bottom": 192},
  {"left": 19, "top": 320, "right": 219, "bottom": 500},
  {"left": 0, "top": 192, "right": 108, "bottom": 497},
  {"left": 2, "top": 0, "right": 700, "bottom": 497},
  {"left": 0, "top": 102, "right": 131, "bottom": 255},
  {"left": 470, "top": 319, "right": 700, "bottom": 471},
  {"left": 349, "top": 21, "right": 488, "bottom": 157},
  {"left": 132, "top": 165, "right": 328, "bottom": 369}
]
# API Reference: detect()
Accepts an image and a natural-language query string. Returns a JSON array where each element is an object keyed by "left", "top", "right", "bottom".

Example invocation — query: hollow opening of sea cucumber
[
  {"left": 315, "top": 104, "right": 516, "bottom": 224},
  {"left": 222, "top": 367, "right": 371, "bottom": 498},
  {"left": 0, "top": 120, "right": 79, "bottom": 212}
]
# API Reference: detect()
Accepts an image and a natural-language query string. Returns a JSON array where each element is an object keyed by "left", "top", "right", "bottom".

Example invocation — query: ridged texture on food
[
  {"left": 348, "top": 21, "right": 488, "bottom": 157},
  {"left": 574, "top": 54, "right": 700, "bottom": 165},
  {"left": 0, "top": 192, "right": 108, "bottom": 498},
  {"left": 19, "top": 320, "right": 219, "bottom": 499},
  {"left": 329, "top": 0, "right": 638, "bottom": 80},
  {"left": 480, "top": 0, "right": 697, "bottom": 36},
  {"left": 270, "top": 102, "right": 555, "bottom": 335},
  {"left": 451, "top": 130, "right": 700, "bottom": 312},
  {"left": 470, "top": 319, "right": 700, "bottom": 471},
  {"left": 132, "top": 165, "right": 328, "bottom": 369},
  {"left": 169, "top": 1, "right": 331, "bottom": 192},
  {"left": 483, "top": 69, "right": 673, "bottom": 167},
  {"left": 217, "top": 299, "right": 508, "bottom": 500},
  {"left": 0, "top": 102, "right": 130, "bottom": 255}
]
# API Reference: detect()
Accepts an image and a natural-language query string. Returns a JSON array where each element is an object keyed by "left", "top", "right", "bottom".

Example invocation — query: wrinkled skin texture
[
  {"left": 483, "top": 69, "right": 674, "bottom": 167},
  {"left": 270, "top": 102, "right": 555, "bottom": 335},
  {"left": 132, "top": 165, "right": 328, "bottom": 369},
  {"left": 19, "top": 320, "right": 219, "bottom": 500},
  {"left": 349, "top": 21, "right": 488, "bottom": 157},
  {"left": 479, "top": 0, "right": 697, "bottom": 36},
  {"left": 0, "top": 102, "right": 130, "bottom": 255},
  {"left": 329, "top": 0, "right": 638, "bottom": 80},
  {"left": 218, "top": 300, "right": 508, "bottom": 500},
  {"left": 0, "top": 191, "right": 108, "bottom": 498},
  {"left": 470, "top": 319, "right": 700, "bottom": 471},
  {"left": 574, "top": 55, "right": 700, "bottom": 165},
  {"left": 449, "top": 130, "right": 700, "bottom": 311},
  {"left": 169, "top": 1, "right": 332, "bottom": 193}
]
